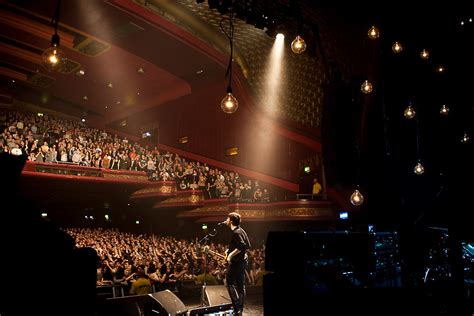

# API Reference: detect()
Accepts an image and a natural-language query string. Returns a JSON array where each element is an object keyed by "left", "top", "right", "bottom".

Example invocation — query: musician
[{"left": 223, "top": 212, "right": 251, "bottom": 316}]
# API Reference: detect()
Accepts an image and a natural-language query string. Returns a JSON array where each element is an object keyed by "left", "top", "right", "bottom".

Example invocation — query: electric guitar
[{"left": 202, "top": 246, "right": 227, "bottom": 264}]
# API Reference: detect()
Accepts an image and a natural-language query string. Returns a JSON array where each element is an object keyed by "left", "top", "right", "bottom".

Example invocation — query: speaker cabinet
[
  {"left": 145, "top": 290, "right": 187, "bottom": 315},
  {"left": 204, "top": 285, "right": 232, "bottom": 306},
  {"left": 188, "top": 285, "right": 233, "bottom": 315}
]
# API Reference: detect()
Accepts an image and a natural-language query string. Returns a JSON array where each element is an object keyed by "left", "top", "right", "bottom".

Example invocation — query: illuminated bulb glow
[
  {"left": 291, "top": 35, "right": 306, "bottom": 54},
  {"left": 440, "top": 104, "right": 449, "bottom": 115},
  {"left": 404, "top": 105, "right": 416, "bottom": 119},
  {"left": 368, "top": 26, "right": 380, "bottom": 39},
  {"left": 392, "top": 42, "right": 403, "bottom": 53},
  {"left": 420, "top": 49, "right": 429, "bottom": 59},
  {"left": 49, "top": 52, "right": 59, "bottom": 64},
  {"left": 414, "top": 162, "right": 425, "bottom": 175},
  {"left": 461, "top": 133, "right": 469, "bottom": 143},
  {"left": 42, "top": 44, "right": 64, "bottom": 71},
  {"left": 221, "top": 92, "right": 238, "bottom": 114},
  {"left": 350, "top": 189, "right": 364, "bottom": 206},
  {"left": 361, "top": 80, "right": 373, "bottom": 94}
]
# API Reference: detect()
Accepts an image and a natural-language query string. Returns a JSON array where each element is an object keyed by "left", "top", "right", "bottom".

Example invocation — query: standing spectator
[
  {"left": 129, "top": 266, "right": 152, "bottom": 295},
  {"left": 312, "top": 177, "right": 322, "bottom": 195}
]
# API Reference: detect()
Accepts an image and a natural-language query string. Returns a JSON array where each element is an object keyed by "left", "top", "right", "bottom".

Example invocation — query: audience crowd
[
  {"left": 0, "top": 109, "right": 272, "bottom": 202},
  {"left": 66, "top": 228, "right": 266, "bottom": 296}
]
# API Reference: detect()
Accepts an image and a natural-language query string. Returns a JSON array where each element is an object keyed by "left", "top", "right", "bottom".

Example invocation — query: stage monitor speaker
[
  {"left": 145, "top": 290, "right": 187, "bottom": 316},
  {"left": 188, "top": 304, "right": 233, "bottom": 316},
  {"left": 204, "top": 285, "right": 232, "bottom": 306}
]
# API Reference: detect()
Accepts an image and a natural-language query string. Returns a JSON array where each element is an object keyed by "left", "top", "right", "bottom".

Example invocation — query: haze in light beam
[
  {"left": 262, "top": 33, "right": 286, "bottom": 116},
  {"left": 249, "top": 34, "right": 287, "bottom": 172}
]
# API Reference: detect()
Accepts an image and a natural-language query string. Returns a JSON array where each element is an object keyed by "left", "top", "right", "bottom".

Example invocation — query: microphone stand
[{"left": 199, "top": 228, "right": 217, "bottom": 307}]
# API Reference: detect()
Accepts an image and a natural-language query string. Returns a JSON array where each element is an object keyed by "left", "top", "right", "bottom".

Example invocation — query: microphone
[{"left": 217, "top": 221, "right": 227, "bottom": 226}]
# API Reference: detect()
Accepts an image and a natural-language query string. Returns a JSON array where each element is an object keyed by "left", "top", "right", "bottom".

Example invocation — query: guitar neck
[
  {"left": 203, "top": 248, "right": 226, "bottom": 259},
  {"left": 209, "top": 249, "right": 226, "bottom": 259}
]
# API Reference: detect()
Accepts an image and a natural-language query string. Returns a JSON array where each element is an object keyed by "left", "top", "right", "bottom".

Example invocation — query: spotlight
[{"left": 266, "top": 23, "right": 286, "bottom": 39}]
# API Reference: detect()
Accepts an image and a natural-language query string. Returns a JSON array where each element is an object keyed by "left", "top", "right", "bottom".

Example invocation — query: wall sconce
[
  {"left": 179, "top": 136, "right": 189, "bottom": 144},
  {"left": 225, "top": 147, "right": 239, "bottom": 156}
]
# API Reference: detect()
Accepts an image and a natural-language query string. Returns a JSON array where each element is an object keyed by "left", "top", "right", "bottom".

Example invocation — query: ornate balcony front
[{"left": 177, "top": 199, "right": 336, "bottom": 222}]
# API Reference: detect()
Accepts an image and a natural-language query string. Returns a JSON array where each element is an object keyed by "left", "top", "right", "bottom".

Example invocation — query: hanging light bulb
[
  {"left": 291, "top": 35, "right": 307, "bottom": 54},
  {"left": 350, "top": 189, "right": 364, "bottom": 206},
  {"left": 42, "top": 0, "right": 65, "bottom": 72},
  {"left": 404, "top": 104, "right": 416, "bottom": 119},
  {"left": 367, "top": 26, "right": 380, "bottom": 39},
  {"left": 42, "top": 34, "right": 65, "bottom": 71},
  {"left": 221, "top": 86, "right": 238, "bottom": 114},
  {"left": 414, "top": 162, "right": 425, "bottom": 175},
  {"left": 461, "top": 132, "right": 470, "bottom": 143},
  {"left": 361, "top": 80, "right": 373, "bottom": 94},
  {"left": 439, "top": 104, "right": 449, "bottom": 115},
  {"left": 420, "top": 49, "right": 429, "bottom": 60},
  {"left": 221, "top": 6, "right": 238, "bottom": 114},
  {"left": 392, "top": 41, "right": 403, "bottom": 53},
  {"left": 437, "top": 65, "right": 445, "bottom": 73}
]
